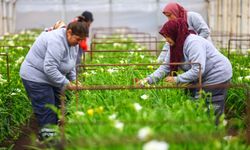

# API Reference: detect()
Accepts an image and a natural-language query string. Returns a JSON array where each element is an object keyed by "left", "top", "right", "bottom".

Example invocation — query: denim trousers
[{"left": 22, "top": 79, "right": 61, "bottom": 128}]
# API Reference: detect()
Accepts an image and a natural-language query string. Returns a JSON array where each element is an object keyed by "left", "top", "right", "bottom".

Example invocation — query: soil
[{"left": 0, "top": 115, "right": 45, "bottom": 150}]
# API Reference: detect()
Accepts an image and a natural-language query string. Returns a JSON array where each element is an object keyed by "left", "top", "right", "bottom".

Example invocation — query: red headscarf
[
  {"left": 159, "top": 18, "right": 191, "bottom": 72},
  {"left": 163, "top": 2, "right": 187, "bottom": 22}
]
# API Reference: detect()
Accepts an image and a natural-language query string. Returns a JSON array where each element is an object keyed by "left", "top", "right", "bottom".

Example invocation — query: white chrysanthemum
[
  {"left": 113, "top": 43, "right": 121, "bottom": 47},
  {"left": 130, "top": 51, "right": 134, "bottom": 55},
  {"left": 75, "top": 111, "right": 85, "bottom": 116},
  {"left": 245, "top": 75, "right": 250, "bottom": 80},
  {"left": 16, "top": 88, "right": 21, "bottom": 92},
  {"left": 120, "top": 60, "right": 126, "bottom": 64},
  {"left": 138, "top": 47, "right": 142, "bottom": 50},
  {"left": 240, "top": 67, "right": 248, "bottom": 71},
  {"left": 140, "top": 55, "right": 145, "bottom": 59},
  {"left": 0, "top": 74, "right": 7, "bottom": 84},
  {"left": 11, "top": 93, "right": 17, "bottom": 96},
  {"left": 17, "top": 46, "right": 24, "bottom": 50},
  {"left": 107, "top": 68, "right": 118, "bottom": 73},
  {"left": 13, "top": 34, "right": 19, "bottom": 39},
  {"left": 143, "top": 140, "right": 169, "bottom": 150},
  {"left": 223, "top": 136, "right": 233, "bottom": 141},
  {"left": 223, "top": 120, "right": 228, "bottom": 126},
  {"left": 120, "top": 60, "right": 125, "bottom": 64},
  {"left": 134, "top": 103, "right": 142, "bottom": 112},
  {"left": 138, "top": 127, "right": 153, "bottom": 140},
  {"left": 108, "top": 114, "right": 117, "bottom": 120},
  {"left": 90, "top": 70, "right": 97, "bottom": 75},
  {"left": 114, "top": 120, "right": 124, "bottom": 131},
  {"left": 238, "top": 77, "right": 243, "bottom": 81},
  {"left": 0, "top": 36, "right": 3, "bottom": 40},
  {"left": 141, "top": 94, "right": 149, "bottom": 100},
  {"left": 8, "top": 40, "right": 14, "bottom": 46},
  {"left": 20, "top": 30, "right": 25, "bottom": 34}
]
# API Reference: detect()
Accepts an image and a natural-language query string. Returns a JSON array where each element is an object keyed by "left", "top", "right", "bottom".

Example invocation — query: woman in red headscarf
[
  {"left": 138, "top": 18, "right": 232, "bottom": 125},
  {"left": 158, "top": 2, "right": 211, "bottom": 63}
]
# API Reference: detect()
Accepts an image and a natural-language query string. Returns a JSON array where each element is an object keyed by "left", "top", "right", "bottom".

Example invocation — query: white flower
[
  {"left": 140, "top": 55, "right": 145, "bottom": 59},
  {"left": 120, "top": 60, "right": 124, "bottom": 64},
  {"left": 75, "top": 111, "right": 85, "bottom": 116},
  {"left": 114, "top": 120, "right": 124, "bottom": 131},
  {"left": 17, "top": 46, "right": 24, "bottom": 50},
  {"left": 245, "top": 75, "right": 250, "bottom": 80},
  {"left": 129, "top": 51, "right": 134, "bottom": 55},
  {"left": 16, "top": 88, "right": 21, "bottom": 92},
  {"left": 98, "top": 55, "right": 104, "bottom": 58},
  {"left": 113, "top": 43, "right": 121, "bottom": 47},
  {"left": 108, "top": 114, "right": 117, "bottom": 120},
  {"left": 90, "top": 70, "right": 97, "bottom": 75},
  {"left": 240, "top": 67, "right": 248, "bottom": 71},
  {"left": 107, "top": 68, "right": 118, "bottom": 73},
  {"left": 223, "top": 120, "right": 228, "bottom": 126},
  {"left": 138, "top": 47, "right": 142, "bottom": 50},
  {"left": 11, "top": 93, "right": 17, "bottom": 96},
  {"left": 143, "top": 140, "right": 169, "bottom": 150},
  {"left": 141, "top": 94, "right": 149, "bottom": 100},
  {"left": 138, "top": 127, "right": 152, "bottom": 140},
  {"left": 0, "top": 36, "right": 3, "bottom": 40},
  {"left": 107, "top": 68, "right": 115, "bottom": 73},
  {"left": 134, "top": 103, "right": 142, "bottom": 112},
  {"left": 237, "top": 77, "right": 243, "bottom": 81},
  {"left": 13, "top": 34, "right": 19, "bottom": 39},
  {"left": 0, "top": 74, "right": 7, "bottom": 84},
  {"left": 20, "top": 30, "right": 25, "bottom": 34},
  {"left": 223, "top": 136, "right": 233, "bottom": 141},
  {"left": 8, "top": 40, "right": 14, "bottom": 46}
]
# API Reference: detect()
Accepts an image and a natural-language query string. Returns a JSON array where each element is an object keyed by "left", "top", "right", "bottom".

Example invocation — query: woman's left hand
[{"left": 165, "top": 76, "right": 176, "bottom": 83}]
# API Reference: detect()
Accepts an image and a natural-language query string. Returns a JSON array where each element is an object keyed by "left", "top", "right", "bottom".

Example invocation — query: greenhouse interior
[{"left": 0, "top": 0, "right": 250, "bottom": 149}]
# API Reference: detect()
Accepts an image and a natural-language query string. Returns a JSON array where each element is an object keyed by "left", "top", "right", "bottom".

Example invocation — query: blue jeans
[{"left": 22, "top": 79, "right": 61, "bottom": 128}]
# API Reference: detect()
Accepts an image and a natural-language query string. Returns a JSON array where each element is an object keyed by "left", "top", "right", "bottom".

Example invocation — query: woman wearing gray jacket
[
  {"left": 158, "top": 2, "right": 211, "bottom": 62},
  {"left": 138, "top": 19, "right": 232, "bottom": 125},
  {"left": 20, "top": 18, "right": 89, "bottom": 141}
]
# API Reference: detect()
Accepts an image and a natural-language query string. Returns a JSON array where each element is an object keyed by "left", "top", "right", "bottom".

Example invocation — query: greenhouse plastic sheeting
[{"left": 16, "top": 0, "right": 208, "bottom": 36}]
